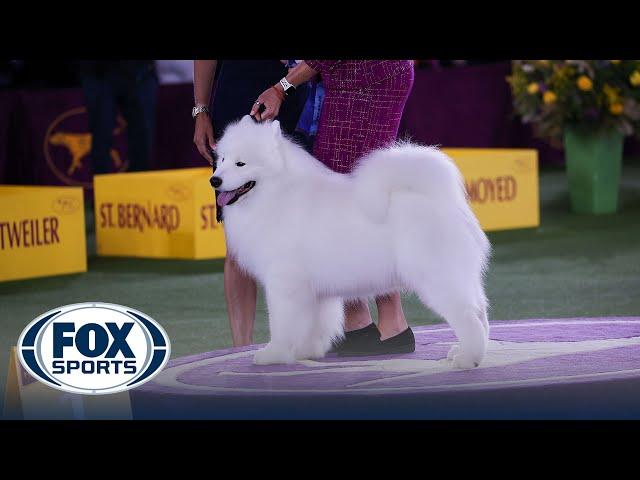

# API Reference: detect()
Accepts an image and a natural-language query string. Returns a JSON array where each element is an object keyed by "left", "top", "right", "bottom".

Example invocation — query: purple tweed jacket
[{"left": 304, "top": 60, "right": 414, "bottom": 173}]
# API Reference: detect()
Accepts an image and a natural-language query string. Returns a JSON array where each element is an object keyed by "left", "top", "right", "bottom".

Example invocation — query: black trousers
[
  {"left": 81, "top": 63, "right": 158, "bottom": 175},
  {"left": 211, "top": 60, "right": 310, "bottom": 221},
  {"left": 211, "top": 60, "right": 309, "bottom": 141}
]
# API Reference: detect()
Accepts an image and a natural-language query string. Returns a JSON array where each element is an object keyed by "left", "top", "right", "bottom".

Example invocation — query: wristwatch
[
  {"left": 279, "top": 77, "right": 296, "bottom": 96},
  {"left": 192, "top": 104, "right": 210, "bottom": 119}
]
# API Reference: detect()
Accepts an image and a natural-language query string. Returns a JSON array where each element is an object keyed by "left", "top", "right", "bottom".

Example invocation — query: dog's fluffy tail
[
  {"left": 352, "top": 144, "right": 466, "bottom": 217},
  {"left": 352, "top": 143, "right": 490, "bottom": 259}
]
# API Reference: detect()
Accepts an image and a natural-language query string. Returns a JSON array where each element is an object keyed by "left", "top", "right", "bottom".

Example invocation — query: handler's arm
[
  {"left": 281, "top": 61, "right": 318, "bottom": 87},
  {"left": 193, "top": 60, "right": 218, "bottom": 165},
  {"left": 250, "top": 61, "right": 319, "bottom": 120}
]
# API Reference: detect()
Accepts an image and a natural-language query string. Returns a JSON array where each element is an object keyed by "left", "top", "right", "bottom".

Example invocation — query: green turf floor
[{"left": 2, "top": 164, "right": 640, "bottom": 411}]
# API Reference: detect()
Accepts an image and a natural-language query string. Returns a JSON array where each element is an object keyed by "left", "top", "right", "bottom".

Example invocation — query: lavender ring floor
[{"left": 131, "top": 317, "right": 640, "bottom": 419}]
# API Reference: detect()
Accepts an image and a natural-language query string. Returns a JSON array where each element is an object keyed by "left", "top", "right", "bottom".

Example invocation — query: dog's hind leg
[
  {"left": 475, "top": 282, "right": 490, "bottom": 340},
  {"left": 479, "top": 303, "right": 490, "bottom": 340},
  {"left": 446, "top": 302, "right": 489, "bottom": 361},
  {"left": 297, "top": 297, "right": 344, "bottom": 360},
  {"left": 253, "top": 279, "right": 316, "bottom": 365},
  {"left": 416, "top": 278, "right": 488, "bottom": 369}
]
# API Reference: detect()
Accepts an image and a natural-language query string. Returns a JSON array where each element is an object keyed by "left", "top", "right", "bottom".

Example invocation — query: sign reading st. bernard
[
  {"left": 443, "top": 148, "right": 539, "bottom": 231},
  {"left": 99, "top": 202, "right": 181, "bottom": 233},
  {"left": 0, "top": 186, "right": 87, "bottom": 282},
  {"left": 18, "top": 303, "right": 170, "bottom": 395},
  {"left": 94, "top": 167, "right": 226, "bottom": 259}
]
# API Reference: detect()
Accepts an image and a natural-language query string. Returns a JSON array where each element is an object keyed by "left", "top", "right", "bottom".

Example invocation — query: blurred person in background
[
  {"left": 5, "top": 60, "right": 79, "bottom": 88},
  {"left": 78, "top": 61, "right": 158, "bottom": 174},
  {"left": 155, "top": 60, "right": 194, "bottom": 85},
  {"left": 0, "top": 61, "right": 19, "bottom": 87},
  {"left": 193, "top": 60, "right": 309, "bottom": 347}
]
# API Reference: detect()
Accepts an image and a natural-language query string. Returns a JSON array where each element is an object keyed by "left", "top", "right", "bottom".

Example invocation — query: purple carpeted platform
[{"left": 131, "top": 318, "right": 640, "bottom": 419}]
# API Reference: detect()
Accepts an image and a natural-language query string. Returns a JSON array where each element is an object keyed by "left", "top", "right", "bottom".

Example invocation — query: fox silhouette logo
[{"left": 44, "top": 107, "right": 128, "bottom": 187}]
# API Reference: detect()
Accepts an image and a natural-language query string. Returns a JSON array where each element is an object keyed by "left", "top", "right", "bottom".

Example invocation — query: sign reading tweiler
[{"left": 0, "top": 186, "right": 87, "bottom": 282}]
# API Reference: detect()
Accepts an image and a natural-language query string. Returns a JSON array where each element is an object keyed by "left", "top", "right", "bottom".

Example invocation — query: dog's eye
[{"left": 236, "top": 162, "right": 246, "bottom": 167}]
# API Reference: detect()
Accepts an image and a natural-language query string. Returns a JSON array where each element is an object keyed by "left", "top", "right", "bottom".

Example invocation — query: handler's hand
[
  {"left": 250, "top": 88, "right": 283, "bottom": 122},
  {"left": 193, "top": 113, "right": 216, "bottom": 165}
]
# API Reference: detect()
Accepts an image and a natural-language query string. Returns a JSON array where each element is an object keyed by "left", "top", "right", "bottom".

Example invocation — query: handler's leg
[
  {"left": 375, "top": 292, "right": 409, "bottom": 340},
  {"left": 330, "top": 300, "right": 379, "bottom": 355},
  {"left": 224, "top": 256, "right": 257, "bottom": 347},
  {"left": 344, "top": 299, "right": 373, "bottom": 332},
  {"left": 335, "top": 293, "right": 414, "bottom": 356}
]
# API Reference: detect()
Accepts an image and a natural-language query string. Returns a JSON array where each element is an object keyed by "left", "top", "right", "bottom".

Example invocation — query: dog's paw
[
  {"left": 447, "top": 345, "right": 460, "bottom": 361},
  {"left": 451, "top": 352, "right": 482, "bottom": 370},
  {"left": 295, "top": 342, "right": 328, "bottom": 361},
  {"left": 253, "top": 344, "right": 296, "bottom": 365}
]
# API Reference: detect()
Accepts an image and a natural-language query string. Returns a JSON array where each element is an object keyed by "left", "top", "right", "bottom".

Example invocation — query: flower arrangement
[{"left": 508, "top": 60, "right": 640, "bottom": 142}]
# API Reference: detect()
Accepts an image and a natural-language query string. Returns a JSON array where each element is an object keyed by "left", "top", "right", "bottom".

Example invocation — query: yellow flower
[
  {"left": 538, "top": 60, "right": 550, "bottom": 66},
  {"left": 610, "top": 60, "right": 621, "bottom": 64},
  {"left": 527, "top": 82, "right": 540, "bottom": 94},
  {"left": 603, "top": 84, "right": 619, "bottom": 102},
  {"left": 577, "top": 75, "right": 593, "bottom": 91},
  {"left": 543, "top": 91, "right": 557, "bottom": 104},
  {"left": 630, "top": 71, "right": 640, "bottom": 86},
  {"left": 609, "top": 103, "right": 624, "bottom": 115}
]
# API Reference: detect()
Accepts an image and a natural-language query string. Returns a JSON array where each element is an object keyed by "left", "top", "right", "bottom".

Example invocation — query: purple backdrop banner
[
  {"left": 399, "top": 62, "right": 640, "bottom": 164},
  {"left": 1, "top": 83, "right": 203, "bottom": 188},
  {"left": 0, "top": 91, "right": 18, "bottom": 182},
  {"left": 1, "top": 62, "right": 638, "bottom": 187}
]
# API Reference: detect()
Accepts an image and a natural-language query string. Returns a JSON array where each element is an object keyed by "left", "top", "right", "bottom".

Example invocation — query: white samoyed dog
[{"left": 212, "top": 116, "right": 491, "bottom": 369}]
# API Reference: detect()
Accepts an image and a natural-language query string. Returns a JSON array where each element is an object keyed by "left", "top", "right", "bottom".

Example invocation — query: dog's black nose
[{"left": 210, "top": 176, "right": 222, "bottom": 188}]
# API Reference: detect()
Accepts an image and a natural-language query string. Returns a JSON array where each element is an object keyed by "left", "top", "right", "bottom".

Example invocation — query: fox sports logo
[{"left": 18, "top": 303, "right": 170, "bottom": 395}]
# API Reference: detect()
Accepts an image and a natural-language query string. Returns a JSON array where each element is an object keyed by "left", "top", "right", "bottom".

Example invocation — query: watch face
[
  {"left": 280, "top": 78, "right": 295, "bottom": 94},
  {"left": 193, "top": 106, "right": 208, "bottom": 118}
]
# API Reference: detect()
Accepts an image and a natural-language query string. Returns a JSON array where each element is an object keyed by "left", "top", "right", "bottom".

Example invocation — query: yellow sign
[
  {"left": 3, "top": 347, "right": 132, "bottom": 420},
  {"left": 443, "top": 148, "right": 539, "bottom": 231},
  {"left": 0, "top": 186, "right": 87, "bottom": 282},
  {"left": 93, "top": 151, "right": 538, "bottom": 260},
  {"left": 94, "top": 167, "right": 225, "bottom": 259}
]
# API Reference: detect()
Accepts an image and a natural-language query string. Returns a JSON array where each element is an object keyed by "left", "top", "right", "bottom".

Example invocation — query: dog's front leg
[{"left": 253, "top": 279, "right": 315, "bottom": 365}]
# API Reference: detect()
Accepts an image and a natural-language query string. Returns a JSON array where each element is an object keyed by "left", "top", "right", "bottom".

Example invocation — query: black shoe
[
  {"left": 337, "top": 327, "right": 416, "bottom": 357},
  {"left": 329, "top": 323, "right": 380, "bottom": 354}
]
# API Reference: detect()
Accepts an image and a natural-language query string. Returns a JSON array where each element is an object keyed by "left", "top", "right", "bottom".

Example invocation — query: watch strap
[
  {"left": 279, "top": 77, "right": 296, "bottom": 96},
  {"left": 192, "top": 104, "right": 210, "bottom": 119}
]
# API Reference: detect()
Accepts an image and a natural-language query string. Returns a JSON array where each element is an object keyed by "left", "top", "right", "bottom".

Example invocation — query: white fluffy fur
[{"left": 214, "top": 116, "right": 491, "bottom": 368}]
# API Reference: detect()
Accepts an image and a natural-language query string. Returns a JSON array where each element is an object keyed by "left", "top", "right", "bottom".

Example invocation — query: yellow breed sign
[
  {"left": 93, "top": 150, "right": 538, "bottom": 260},
  {"left": 0, "top": 186, "right": 86, "bottom": 282},
  {"left": 443, "top": 148, "right": 539, "bottom": 231},
  {"left": 94, "top": 168, "right": 225, "bottom": 259}
]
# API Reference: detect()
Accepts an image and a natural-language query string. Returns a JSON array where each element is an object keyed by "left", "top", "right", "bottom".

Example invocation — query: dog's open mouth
[{"left": 216, "top": 181, "right": 256, "bottom": 207}]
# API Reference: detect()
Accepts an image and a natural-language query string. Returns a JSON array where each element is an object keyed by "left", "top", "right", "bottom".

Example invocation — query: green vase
[{"left": 563, "top": 126, "right": 624, "bottom": 214}]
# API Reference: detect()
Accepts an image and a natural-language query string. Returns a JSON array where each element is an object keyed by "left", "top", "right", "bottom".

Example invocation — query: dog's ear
[
  {"left": 271, "top": 120, "right": 282, "bottom": 138},
  {"left": 269, "top": 120, "right": 287, "bottom": 169},
  {"left": 240, "top": 115, "right": 255, "bottom": 125}
]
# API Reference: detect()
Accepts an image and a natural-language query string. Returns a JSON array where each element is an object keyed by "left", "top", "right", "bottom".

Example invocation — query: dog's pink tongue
[{"left": 217, "top": 191, "right": 236, "bottom": 207}]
